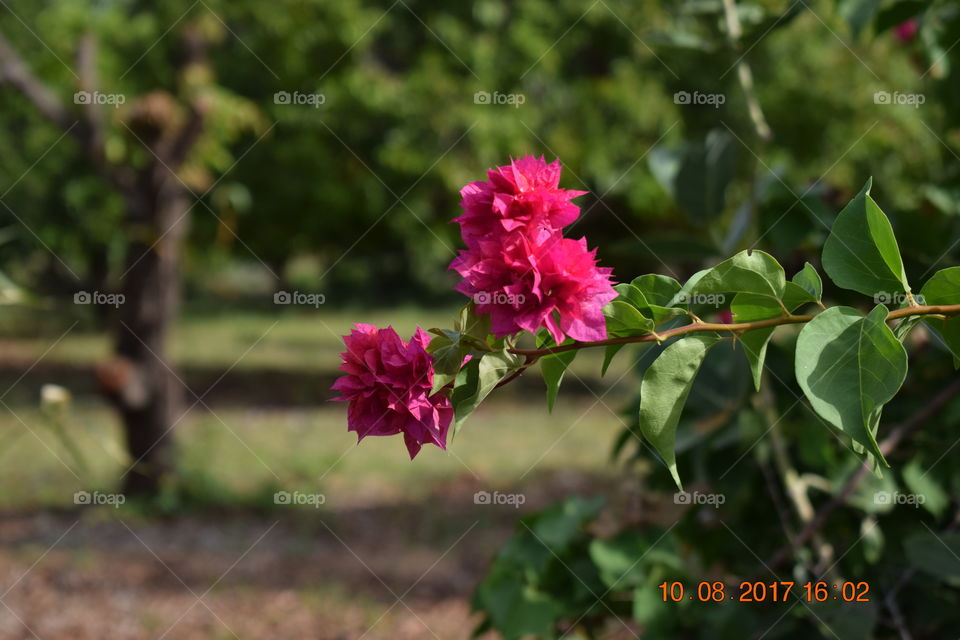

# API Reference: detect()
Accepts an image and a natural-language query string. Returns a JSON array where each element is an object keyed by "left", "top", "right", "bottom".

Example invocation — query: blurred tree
[{"left": 0, "top": 3, "right": 259, "bottom": 494}]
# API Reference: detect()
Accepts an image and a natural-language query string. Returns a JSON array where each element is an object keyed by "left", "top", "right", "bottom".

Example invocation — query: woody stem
[{"left": 506, "top": 304, "right": 960, "bottom": 359}]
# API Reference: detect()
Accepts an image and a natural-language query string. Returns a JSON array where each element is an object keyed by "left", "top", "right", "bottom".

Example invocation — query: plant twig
[
  {"left": 508, "top": 304, "right": 960, "bottom": 359},
  {"left": 721, "top": 0, "right": 773, "bottom": 140},
  {"left": 758, "top": 385, "right": 840, "bottom": 582},
  {"left": 494, "top": 354, "right": 540, "bottom": 389}
]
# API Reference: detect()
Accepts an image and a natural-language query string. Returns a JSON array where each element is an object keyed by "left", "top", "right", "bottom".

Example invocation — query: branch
[
  {"left": 165, "top": 105, "right": 205, "bottom": 170},
  {"left": 158, "top": 23, "right": 209, "bottom": 170},
  {"left": 765, "top": 377, "right": 960, "bottom": 571},
  {"left": 493, "top": 354, "right": 540, "bottom": 389},
  {"left": 721, "top": 0, "right": 772, "bottom": 140},
  {"left": 759, "top": 384, "right": 840, "bottom": 582},
  {"left": 0, "top": 27, "right": 133, "bottom": 191},
  {"left": 76, "top": 31, "right": 105, "bottom": 164},
  {"left": 0, "top": 28, "right": 73, "bottom": 129},
  {"left": 508, "top": 304, "right": 960, "bottom": 359}
]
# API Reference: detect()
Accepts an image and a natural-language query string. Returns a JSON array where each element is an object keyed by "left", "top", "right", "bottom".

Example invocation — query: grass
[{"left": 0, "top": 399, "right": 628, "bottom": 509}]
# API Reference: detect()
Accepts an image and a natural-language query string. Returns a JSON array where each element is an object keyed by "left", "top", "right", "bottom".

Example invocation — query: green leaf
[
  {"left": 428, "top": 330, "right": 465, "bottom": 394},
  {"left": 451, "top": 350, "right": 524, "bottom": 435},
  {"left": 631, "top": 274, "right": 682, "bottom": 306},
  {"left": 922, "top": 269, "right": 960, "bottom": 364},
  {"left": 822, "top": 178, "right": 911, "bottom": 299},
  {"left": 527, "top": 495, "right": 604, "bottom": 550},
  {"left": 893, "top": 315, "right": 923, "bottom": 343},
  {"left": 604, "top": 300, "right": 655, "bottom": 336},
  {"left": 902, "top": 459, "right": 950, "bottom": 518},
  {"left": 795, "top": 306, "right": 908, "bottom": 466},
  {"left": 619, "top": 278, "right": 686, "bottom": 326},
  {"left": 670, "top": 268, "right": 709, "bottom": 307},
  {"left": 860, "top": 517, "right": 884, "bottom": 564},
  {"left": 645, "top": 304, "right": 688, "bottom": 327},
  {"left": 919, "top": 266, "right": 960, "bottom": 305},
  {"left": 639, "top": 334, "right": 720, "bottom": 488},
  {"left": 457, "top": 301, "right": 492, "bottom": 340},
  {"left": 590, "top": 535, "right": 648, "bottom": 590},
  {"left": 540, "top": 350, "right": 577, "bottom": 412},
  {"left": 692, "top": 249, "right": 786, "bottom": 300},
  {"left": 846, "top": 461, "right": 898, "bottom": 513},
  {"left": 740, "top": 328, "right": 775, "bottom": 392},
  {"left": 730, "top": 293, "right": 782, "bottom": 392},
  {"left": 614, "top": 282, "right": 648, "bottom": 308},
  {"left": 781, "top": 281, "right": 817, "bottom": 310},
  {"left": 731, "top": 284, "right": 816, "bottom": 394},
  {"left": 791, "top": 262, "right": 823, "bottom": 301},
  {"left": 728, "top": 281, "right": 816, "bottom": 392},
  {"left": 601, "top": 343, "right": 625, "bottom": 377},
  {"left": 839, "top": 0, "right": 883, "bottom": 38},
  {"left": 633, "top": 583, "right": 668, "bottom": 627},
  {"left": 904, "top": 531, "right": 960, "bottom": 583},
  {"left": 589, "top": 530, "right": 682, "bottom": 591},
  {"left": 731, "top": 293, "right": 782, "bottom": 322},
  {"left": 648, "top": 129, "right": 737, "bottom": 223},
  {"left": 473, "top": 568, "right": 562, "bottom": 640}
]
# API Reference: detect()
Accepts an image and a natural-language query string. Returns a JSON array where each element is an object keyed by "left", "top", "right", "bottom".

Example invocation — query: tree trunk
[
  {"left": 0, "top": 25, "right": 208, "bottom": 498},
  {"left": 114, "top": 185, "right": 189, "bottom": 496}
]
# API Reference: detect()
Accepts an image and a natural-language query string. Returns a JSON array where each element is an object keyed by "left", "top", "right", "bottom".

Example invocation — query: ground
[{"left": 0, "top": 306, "right": 638, "bottom": 639}]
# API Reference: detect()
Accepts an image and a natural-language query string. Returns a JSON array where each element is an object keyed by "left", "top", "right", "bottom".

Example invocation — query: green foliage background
[
  {"left": 3, "top": 0, "right": 960, "bottom": 638},
  {"left": 3, "top": 0, "right": 957, "bottom": 303}
]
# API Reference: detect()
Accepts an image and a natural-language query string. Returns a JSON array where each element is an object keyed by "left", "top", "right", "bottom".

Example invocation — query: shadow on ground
[
  {"left": 0, "top": 470, "right": 635, "bottom": 640},
  {"left": 0, "top": 362, "right": 618, "bottom": 408}
]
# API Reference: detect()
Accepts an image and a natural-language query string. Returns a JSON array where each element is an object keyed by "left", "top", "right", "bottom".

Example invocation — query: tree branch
[
  {"left": 508, "top": 304, "right": 960, "bottom": 359},
  {"left": 76, "top": 31, "right": 105, "bottom": 164},
  {"left": 0, "top": 28, "right": 73, "bottom": 129},
  {"left": 721, "top": 0, "right": 773, "bottom": 140},
  {"left": 159, "top": 23, "right": 209, "bottom": 170},
  {"left": 0, "top": 27, "right": 134, "bottom": 192}
]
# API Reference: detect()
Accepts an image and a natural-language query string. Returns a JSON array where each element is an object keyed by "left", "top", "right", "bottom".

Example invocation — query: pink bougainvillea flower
[
  {"left": 450, "top": 234, "right": 617, "bottom": 344},
  {"left": 454, "top": 155, "right": 587, "bottom": 247},
  {"left": 331, "top": 324, "right": 451, "bottom": 459},
  {"left": 894, "top": 18, "right": 919, "bottom": 43}
]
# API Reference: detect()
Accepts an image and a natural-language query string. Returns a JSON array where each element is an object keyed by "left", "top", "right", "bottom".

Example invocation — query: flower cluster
[
  {"left": 332, "top": 156, "right": 617, "bottom": 458},
  {"left": 449, "top": 156, "right": 616, "bottom": 344},
  {"left": 331, "top": 324, "right": 451, "bottom": 459}
]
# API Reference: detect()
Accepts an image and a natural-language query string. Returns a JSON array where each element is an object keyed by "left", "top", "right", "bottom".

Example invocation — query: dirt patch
[{"left": 0, "top": 472, "right": 616, "bottom": 639}]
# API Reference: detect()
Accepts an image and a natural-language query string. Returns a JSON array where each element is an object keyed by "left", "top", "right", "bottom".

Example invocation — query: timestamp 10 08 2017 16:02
[{"left": 659, "top": 581, "right": 871, "bottom": 603}]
